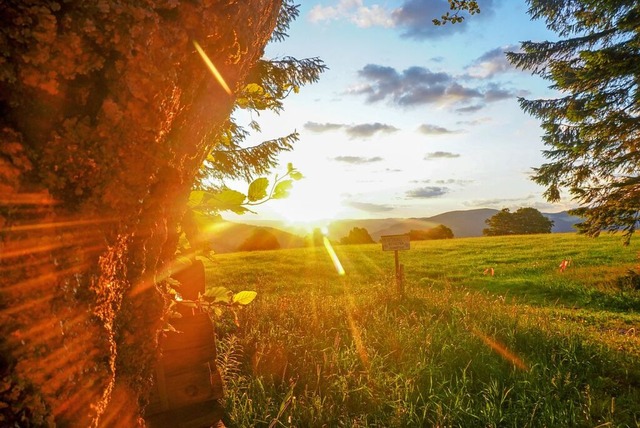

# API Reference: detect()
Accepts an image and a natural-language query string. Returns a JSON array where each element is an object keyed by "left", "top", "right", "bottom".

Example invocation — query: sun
[{"left": 272, "top": 179, "right": 344, "bottom": 229}]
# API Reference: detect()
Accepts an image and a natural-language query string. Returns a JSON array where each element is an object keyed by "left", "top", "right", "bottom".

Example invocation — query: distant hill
[
  {"left": 545, "top": 211, "right": 582, "bottom": 233},
  {"left": 223, "top": 209, "right": 582, "bottom": 251},
  {"left": 421, "top": 208, "right": 499, "bottom": 237},
  {"left": 201, "top": 219, "right": 306, "bottom": 254}
]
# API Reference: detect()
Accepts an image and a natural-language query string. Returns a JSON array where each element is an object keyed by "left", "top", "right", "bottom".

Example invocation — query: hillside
[
  {"left": 219, "top": 209, "right": 582, "bottom": 251},
  {"left": 201, "top": 218, "right": 306, "bottom": 253},
  {"left": 325, "top": 209, "right": 581, "bottom": 240}
]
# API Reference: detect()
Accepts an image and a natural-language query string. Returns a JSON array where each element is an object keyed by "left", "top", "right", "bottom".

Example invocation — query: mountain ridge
[{"left": 214, "top": 208, "right": 581, "bottom": 252}]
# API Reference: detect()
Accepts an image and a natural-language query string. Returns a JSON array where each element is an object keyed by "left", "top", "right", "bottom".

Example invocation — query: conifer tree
[{"left": 508, "top": 1, "right": 640, "bottom": 243}]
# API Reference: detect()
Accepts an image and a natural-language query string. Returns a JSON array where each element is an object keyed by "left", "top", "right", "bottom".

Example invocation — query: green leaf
[
  {"left": 187, "top": 191, "right": 206, "bottom": 208},
  {"left": 204, "top": 286, "right": 232, "bottom": 303},
  {"left": 232, "top": 291, "right": 257, "bottom": 305},
  {"left": 287, "top": 162, "right": 294, "bottom": 173},
  {"left": 247, "top": 177, "right": 269, "bottom": 202},
  {"left": 244, "top": 83, "right": 265, "bottom": 95},
  {"left": 290, "top": 170, "right": 303, "bottom": 181},
  {"left": 204, "top": 189, "right": 248, "bottom": 214},
  {"left": 273, "top": 180, "right": 293, "bottom": 199}
]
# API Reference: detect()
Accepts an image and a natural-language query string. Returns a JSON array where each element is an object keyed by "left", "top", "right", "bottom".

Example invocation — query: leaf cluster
[
  {"left": 165, "top": 280, "right": 257, "bottom": 331},
  {"left": 432, "top": 0, "right": 481, "bottom": 25}
]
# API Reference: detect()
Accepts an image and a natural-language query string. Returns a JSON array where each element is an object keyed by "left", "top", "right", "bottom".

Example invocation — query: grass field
[{"left": 204, "top": 233, "right": 640, "bottom": 427}]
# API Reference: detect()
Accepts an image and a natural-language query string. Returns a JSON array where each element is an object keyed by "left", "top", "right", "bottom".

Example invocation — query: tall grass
[{"left": 208, "top": 233, "right": 640, "bottom": 427}]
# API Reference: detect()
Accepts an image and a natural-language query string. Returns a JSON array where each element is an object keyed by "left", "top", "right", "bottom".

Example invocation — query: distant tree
[
  {"left": 340, "top": 227, "right": 375, "bottom": 245},
  {"left": 507, "top": 1, "right": 640, "bottom": 244},
  {"left": 484, "top": 208, "right": 554, "bottom": 236},
  {"left": 238, "top": 228, "right": 281, "bottom": 252},
  {"left": 409, "top": 224, "right": 454, "bottom": 240}
]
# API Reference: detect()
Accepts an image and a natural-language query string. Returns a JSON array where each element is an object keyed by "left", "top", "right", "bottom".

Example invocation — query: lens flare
[
  {"left": 471, "top": 327, "right": 528, "bottom": 371},
  {"left": 323, "top": 236, "right": 345, "bottom": 276},
  {"left": 193, "top": 40, "right": 232, "bottom": 95}
]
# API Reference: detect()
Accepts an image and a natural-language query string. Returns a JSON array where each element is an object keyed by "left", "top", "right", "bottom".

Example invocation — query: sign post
[{"left": 381, "top": 234, "right": 410, "bottom": 294}]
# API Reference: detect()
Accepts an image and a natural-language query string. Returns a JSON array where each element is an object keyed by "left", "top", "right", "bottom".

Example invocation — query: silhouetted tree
[
  {"left": 484, "top": 208, "right": 554, "bottom": 236},
  {"left": 340, "top": 227, "right": 375, "bottom": 245},
  {"left": 409, "top": 224, "right": 454, "bottom": 240}
]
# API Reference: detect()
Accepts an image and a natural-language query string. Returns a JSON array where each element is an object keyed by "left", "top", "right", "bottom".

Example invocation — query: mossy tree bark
[{"left": 0, "top": 1, "right": 281, "bottom": 426}]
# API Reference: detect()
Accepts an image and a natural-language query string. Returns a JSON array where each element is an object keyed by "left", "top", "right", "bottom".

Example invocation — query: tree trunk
[{"left": 0, "top": 1, "right": 281, "bottom": 426}]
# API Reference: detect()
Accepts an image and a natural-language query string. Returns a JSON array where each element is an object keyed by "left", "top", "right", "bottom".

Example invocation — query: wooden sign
[{"left": 381, "top": 234, "right": 410, "bottom": 251}]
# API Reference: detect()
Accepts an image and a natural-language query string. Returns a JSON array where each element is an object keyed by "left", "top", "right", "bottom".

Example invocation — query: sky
[{"left": 225, "top": 0, "right": 576, "bottom": 227}]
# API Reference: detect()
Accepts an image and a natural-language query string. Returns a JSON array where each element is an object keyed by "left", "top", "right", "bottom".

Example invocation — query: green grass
[{"left": 205, "top": 233, "right": 640, "bottom": 427}]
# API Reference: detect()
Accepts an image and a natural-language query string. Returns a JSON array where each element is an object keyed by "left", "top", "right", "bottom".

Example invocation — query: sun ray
[
  {"left": 193, "top": 40, "right": 232, "bottom": 95},
  {"left": 3, "top": 217, "right": 116, "bottom": 233}
]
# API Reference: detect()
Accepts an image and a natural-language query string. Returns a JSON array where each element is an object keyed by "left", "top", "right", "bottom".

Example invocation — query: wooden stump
[{"left": 146, "top": 313, "right": 225, "bottom": 428}]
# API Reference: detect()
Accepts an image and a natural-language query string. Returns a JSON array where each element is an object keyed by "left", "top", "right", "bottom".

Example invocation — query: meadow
[{"left": 204, "top": 233, "right": 640, "bottom": 427}]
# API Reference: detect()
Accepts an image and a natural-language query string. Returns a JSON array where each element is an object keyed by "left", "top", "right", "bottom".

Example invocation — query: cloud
[
  {"left": 346, "top": 201, "right": 395, "bottom": 212},
  {"left": 308, "top": 0, "right": 500, "bottom": 40},
  {"left": 392, "top": 0, "right": 499, "bottom": 40},
  {"left": 304, "top": 121, "right": 345, "bottom": 132},
  {"left": 406, "top": 186, "right": 448, "bottom": 198},
  {"left": 455, "top": 104, "right": 484, "bottom": 114},
  {"left": 417, "top": 123, "right": 456, "bottom": 135},
  {"left": 350, "top": 64, "right": 518, "bottom": 109},
  {"left": 305, "top": 121, "right": 398, "bottom": 138},
  {"left": 346, "top": 122, "right": 399, "bottom": 138},
  {"left": 434, "top": 178, "right": 473, "bottom": 186},
  {"left": 465, "top": 44, "right": 520, "bottom": 79},
  {"left": 463, "top": 194, "right": 536, "bottom": 208},
  {"left": 411, "top": 178, "right": 472, "bottom": 185},
  {"left": 456, "top": 117, "right": 492, "bottom": 126},
  {"left": 333, "top": 156, "right": 384, "bottom": 164},
  {"left": 425, "top": 151, "right": 460, "bottom": 159},
  {"left": 308, "top": 0, "right": 394, "bottom": 28}
]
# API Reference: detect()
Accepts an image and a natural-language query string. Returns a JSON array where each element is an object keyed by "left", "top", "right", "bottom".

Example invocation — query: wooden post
[
  {"left": 381, "top": 234, "right": 410, "bottom": 296},
  {"left": 394, "top": 250, "right": 401, "bottom": 293}
]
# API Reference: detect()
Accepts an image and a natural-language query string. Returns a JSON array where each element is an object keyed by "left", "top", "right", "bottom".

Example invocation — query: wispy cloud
[
  {"left": 346, "top": 201, "right": 395, "bottom": 212},
  {"left": 411, "top": 178, "right": 472, "bottom": 186},
  {"left": 346, "top": 122, "right": 399, "bottom": 138},
  {"left": 434, "top": 178, "right": 473, "bottom": 185},
  {"left": 304, "top": 121, "right": 345, "bottom": 132},
  {"left": 309, "top": 0, "right": 395, "bottom": 28},
  {"left": 392, "top": 0, "right": 499, "bottom": 40},
  {"left": 425, "top": 151, "right": 460, "bottom": 159},
  {"left": 417, "top": 123, "right": 457, "bottom": 135},
  {"left": 333, "top": 156, "right": 384, "bottom": 164},
  {"left": 463, "top": 194, "right": 536, "bottom": 208},
  {"left": 406, "top": 186, "right": 449, "bottom": 198},
  {"left": 456, "top": 117, "right": 492, "bottom": 126},
  {"left": 308, "top": 0, "right": 499, "bottom": 40},
  {"left": 305, "top": 121, "right": 399, "bottom": 138},
  {"left": 465, "top": 44, "right": 520, "bottom": 79},
  {"left": 349, "top": 64, "right": 519, "bottom": 109},
  {"left": 455, "top": 104, "right": 484, "bottom": 114}
]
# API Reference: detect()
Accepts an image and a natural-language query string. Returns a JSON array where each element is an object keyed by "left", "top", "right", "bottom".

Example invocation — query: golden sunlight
[{"left": 272, "top": 179, "right": 344, "bottom": 229}]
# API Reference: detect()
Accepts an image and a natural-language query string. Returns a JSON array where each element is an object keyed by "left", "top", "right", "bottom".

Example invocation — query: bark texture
[{"left": 0, "top": 1, "right": 281, "bottom": 426}]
